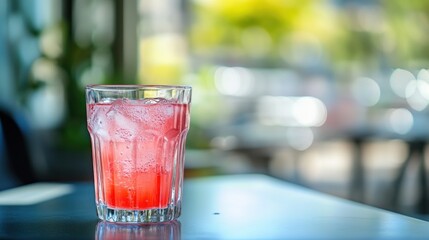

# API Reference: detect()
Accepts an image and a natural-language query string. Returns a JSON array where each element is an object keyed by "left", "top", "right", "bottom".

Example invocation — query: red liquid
[{"left": 87, "top": 99, "right": 189, "bottom": 210}]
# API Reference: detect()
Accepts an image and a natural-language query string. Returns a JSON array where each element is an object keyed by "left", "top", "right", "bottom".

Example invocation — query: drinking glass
[{"left": 86, "top": 85, "right": 191, "bottom": 223}]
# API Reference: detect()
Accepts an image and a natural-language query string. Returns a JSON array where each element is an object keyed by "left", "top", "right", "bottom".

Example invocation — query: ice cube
[
  {"left": 105, "top": 107, "right": 114, "bottom": 119},
  {"left": 100, "top": 98, "right": 115, "bottom": 104},
  {"left": 108, "top": 98, "right": 144, "bottom": 123},
  {"left": 161, "top": 104, "right": 174, "bottom": 117},
  {"left": 114, "top": 128, "right": 135, "bottom": 141},
  {"left": 111, "top": 107, "right": 139, "bottom": 141},
  {"left": 88, "top": 104, "right": 109, "bottom": 138},
  {"left": 142, "top": 98, "right": 162, "bottom": 104},
  {"left": 144, "top": 104, "right": 174, "bottom": 128}
]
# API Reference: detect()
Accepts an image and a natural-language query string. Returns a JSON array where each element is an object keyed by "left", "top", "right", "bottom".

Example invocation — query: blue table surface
[{"left": 0, "top": 174, "right": 428, "bottom": 239}]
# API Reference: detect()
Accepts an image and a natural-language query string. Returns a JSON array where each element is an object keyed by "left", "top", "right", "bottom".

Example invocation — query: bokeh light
[
  {"left": 390, "top": 68, "right": 415, "bottom": 98},
  {"left": 292, "top": 97, "right": 327, "bottom": 127},
  {"left": 351, "top": 77, "right": 380, "bottom": 107},
  {"left": 417, "top": 69, "right": 429, "bottom": 82},
  {"left": 387, "top": 108, "right": 413, "bottom": 135},
  {"left": 214, "top": 67, "right": 255, "bottom": 96},
  {"left": 257, "top": 96, "right": 327, "bottom": 127},
  {"left": 286, "top": 127, "right": 314, "bottom": 151},
  {"left": 405, "top": 79, "right": 429, "bottom": 111}
]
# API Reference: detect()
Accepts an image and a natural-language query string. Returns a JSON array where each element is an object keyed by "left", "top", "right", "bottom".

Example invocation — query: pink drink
[{"left": 87, "top": 98, "right": 190, "bottom": 211}]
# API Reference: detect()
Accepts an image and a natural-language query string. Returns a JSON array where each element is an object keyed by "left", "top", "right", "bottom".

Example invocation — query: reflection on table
[{"left": 96, "top": 221, "right": 181, "bottom": 240}]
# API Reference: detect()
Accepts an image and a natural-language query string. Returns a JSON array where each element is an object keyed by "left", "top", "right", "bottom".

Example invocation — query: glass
[{"left": 86, "top": 85, "right": 191, "bottom": 223}]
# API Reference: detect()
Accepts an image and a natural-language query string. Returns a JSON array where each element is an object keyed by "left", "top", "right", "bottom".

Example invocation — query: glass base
[{"left": 96, "top": 203, "right": 181, "bottom": 223}]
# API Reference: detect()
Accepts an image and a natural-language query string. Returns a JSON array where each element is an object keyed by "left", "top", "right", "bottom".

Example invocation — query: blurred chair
[
  {"left": 0, "top": 106, "right": 37, "bottom": 190},
  {"left": 391, "top": 139, "right": 428, "bottom": 214}
]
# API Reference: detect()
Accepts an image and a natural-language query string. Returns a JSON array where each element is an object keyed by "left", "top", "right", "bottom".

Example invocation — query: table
[{"left": 0, "top": 174, "right": 428, "bottom": 239}]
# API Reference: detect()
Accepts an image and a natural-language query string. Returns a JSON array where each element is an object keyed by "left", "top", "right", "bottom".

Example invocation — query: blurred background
[{"left": 1, "top": 0, "right": 429, "bottom": 220}]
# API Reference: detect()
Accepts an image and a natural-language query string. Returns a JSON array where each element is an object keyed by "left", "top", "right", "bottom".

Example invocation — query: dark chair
[
  {"left": 391, "top": 139, "right": 428, "bottom": 214},
  {"left": 0, "top": 106, "right": 37, "bottom": 190}
]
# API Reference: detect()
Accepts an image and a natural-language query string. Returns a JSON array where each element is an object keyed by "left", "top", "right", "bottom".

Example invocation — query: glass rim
[{"left": 86, "top": 84, "right": 192, "bottom": 91}]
